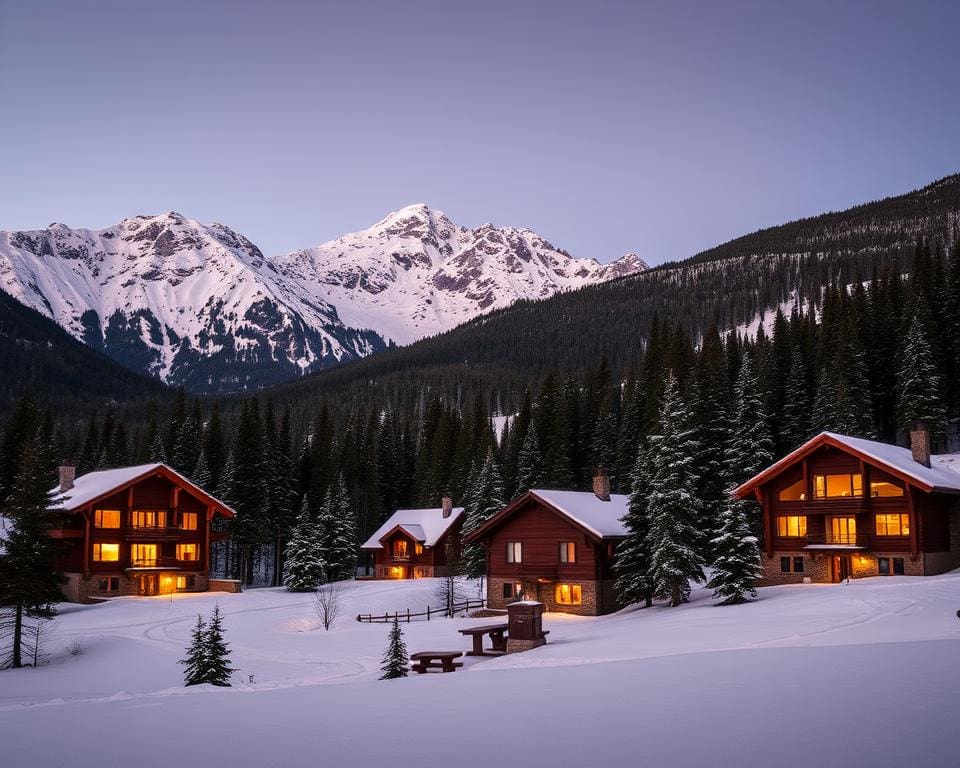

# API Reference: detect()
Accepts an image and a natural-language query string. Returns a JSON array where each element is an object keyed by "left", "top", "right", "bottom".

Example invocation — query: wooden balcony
[
  {"left": 126, "top": 556, "right": 200, "bottom": 570},
  {"left": 803, "top": 532, "right": 870, "bottom": 549}
]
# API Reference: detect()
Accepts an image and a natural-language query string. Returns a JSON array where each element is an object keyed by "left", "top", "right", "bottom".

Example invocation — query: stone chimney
[
  {"left": 592, "top": 468, "right": 611, "bottom": 502},
  {"left": 910, "top": 421, "right": 931, "bottom": 468},
  {"left": 59, "top": 462, "right": 76, "bottom": 492},
  {"left": 441, "top": 496, "right": 453, "bottom": 518}
]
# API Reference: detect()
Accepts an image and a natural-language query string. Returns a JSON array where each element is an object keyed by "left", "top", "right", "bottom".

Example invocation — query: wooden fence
[{"left": 356, "top": 598, "right": 486, "bottom": 623}]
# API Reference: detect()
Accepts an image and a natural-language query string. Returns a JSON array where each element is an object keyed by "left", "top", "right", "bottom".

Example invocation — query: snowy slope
[
  {"left": 0, "top": 213, "right": 384, "bottom": 392},
  {"left": 274, "top": 204, "right": 649, "bottom": 345}
]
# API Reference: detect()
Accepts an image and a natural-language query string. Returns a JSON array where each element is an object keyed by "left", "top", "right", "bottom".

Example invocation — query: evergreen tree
[
  {"left": 897, "top": 315, "right": 947, "bottom": 435},
  {"left": 379, "top": 617, "right": 408, "bottom": 680},
  {"left": 191, "top": 446, "right": 213, "bottom": 492},
  {"left": 204, "top": 604, "right": 234, "bottom": 687},
  {"left": 780, "top": 343, "right": 811, "bottom": 451},
  {"left": 644, "top": 374, "right": 705, "bottom": 606},
  {"left": 180, "top": 614, "right": 208, "bottom": 686},
  {"left": 0, "top": 429, "right": 65, "bottom": 668},
  {"left": 283, "top": 497, "right": 326, "bottom": 591},
  {"left": 460, "top": 453, "right": 504, "bottom": 579},
  {"left": 707, "top": 503, "right": 761, "bottom": 605},
  {"left": 149, "top": 431, "right": 167, "bottom": 464},
  {"left": 321, "top": 473, "right": 357, "bottom": 581},
  {"left": 514, "top": 425, "right": 542, "bottom": 492},
  {"left": 614, "top": 439, "right": 654, "bottom": 607}
]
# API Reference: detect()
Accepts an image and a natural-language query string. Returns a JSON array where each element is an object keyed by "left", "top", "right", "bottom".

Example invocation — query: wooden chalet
[
  {"left": 734, "top": 425, "right": 960, "bottom": 584},
  {"left": 48, "top": 462, "right": 235, "bottom": 602},
  {"left": 464, "top": 470, "right": 627, "bottom": 615},
  {"left": 361, "top": 497, "right": 464, "bottom": 579}
]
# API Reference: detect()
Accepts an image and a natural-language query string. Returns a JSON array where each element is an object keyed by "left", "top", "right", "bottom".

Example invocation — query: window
[
  {"left": 780, "top": 556, "right": 804, "bottom": 573},
  {"left": 878, "top": 557, "right": 890, "bottom": 575},
  {"left": 180, "top": 512, "right": 198, "bottom": 531},
  {"left": 813, "top": 473, "right": 863, "bottom": 499},
  {"left": 132, "top": 510, "right": 166, "bottom": 528},
  {"left": 776, "top": 515, "right": 807, "bottom": 537},
  {"left": 415, "top": 543, "right": 424, "bottom": 556},
  {"left": 875, "top": 513, "right": 910, "bottom": 536},
  {"left": 130, "top": 544, "right": 157, "bottom": 566},
  {"left": 559, "top": 542, "right": 576, "bottom": 563},
  {"left": 94, "top": 509, "right": 121, "bottom": 529},
  {"left": 506, "top": 542, "right": 522, "bottom": 563},
  {"left": 829, "top": 516, "right": 857, "bottom": 544},
  {"left": 778, "top": 479, "right": 805, "bottom": 501},
  {"left": 93, "top": 542, "right": 119, "bottom": 562},
  {"left": 555, "top": 583, "right": 582, "bottom": 605},
  {"left": 870, "top": 481, "right": 904, "bottom": 498},
  {"left": 393, "top": 540, "right": 408, "bottom": 559},
  {"left": 893, "top": 557, "right": 905, "bottom": 575},
  {"left": 176, "top": 575, "right": 197, "bottom": 591},
  {"left": 98, "top": 576, "right": 120, "bottom": 593},
  {"left": 176, "top": 543, "right": 198, "bottom": 561},
  {"left": 502, "top": 582, "right": 523, "bottom": 600}
]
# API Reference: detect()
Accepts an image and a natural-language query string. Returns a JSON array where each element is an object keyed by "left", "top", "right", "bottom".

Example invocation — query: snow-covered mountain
[
  {"left": 275, "top": 204, "right": 648, "bottom": 345},
  {"left": 0, "top": 206, "right": 647, "bottom": 392}
]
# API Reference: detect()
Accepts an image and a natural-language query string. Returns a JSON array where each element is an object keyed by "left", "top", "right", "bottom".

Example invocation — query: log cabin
[
  {"left": 734, "top": 424, "right": 960, "bottom": 584},
  {"left": 464, "top": 470, "right": 628, "bottom": 615},
  {"left": 361, "top": 497, "right": 464, "bottom": 578},
  {"left": 47, "top": 462, "right": 236, "bottom": 602}
]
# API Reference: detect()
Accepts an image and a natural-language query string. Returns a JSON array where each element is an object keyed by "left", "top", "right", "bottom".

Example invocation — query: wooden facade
[
  {"left": 50, "top": 464, "right": 234, "bottom": 602},
  {"left": 735, "top": 432, "right": 960, "bottom": 584},
  {"left": 362, "top": 501, "right": 464, "bottom": 579},
  {"left": 464, "top": 490, "right": 625, "bottom": 615}
]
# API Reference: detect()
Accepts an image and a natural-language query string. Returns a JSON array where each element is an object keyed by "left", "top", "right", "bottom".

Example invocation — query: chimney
[
  {"left": 441, "top": 496, "right": 453, "bottom": 518},
  {"left": 59, "top": 462, "right": 76, "bottom": 492},
  {"left": 910, "top": 421, "right": 931, "bottom": 468},
  {"left": 592, "top": 468, "right": 611, "bottom": 502}
]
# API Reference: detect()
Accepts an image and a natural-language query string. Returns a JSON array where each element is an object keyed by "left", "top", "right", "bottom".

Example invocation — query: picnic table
[
  {"left": 458, "top": 623, "right": 509, "bottom": 656},
  {"left": 410, "top": 651, "right": 464, "bottom": 673}
]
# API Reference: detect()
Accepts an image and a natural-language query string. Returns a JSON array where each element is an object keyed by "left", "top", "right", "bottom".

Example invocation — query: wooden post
[
  {"left": 406, "top": 608, "right": 410, "bottom": 623},
  {"left": 907, "top": 488, "right": 919, "bottom": 560},
  {"left": 83, "top": 508, "right": 91, "bottom": 577},
  {"left": 427, "top": 605, "right": 431, "bottom": 621}
]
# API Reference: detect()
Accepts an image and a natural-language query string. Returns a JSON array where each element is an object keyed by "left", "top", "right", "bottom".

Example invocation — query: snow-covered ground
[{"left": 2, "top": 574, "right": 959, "bottom": 767}]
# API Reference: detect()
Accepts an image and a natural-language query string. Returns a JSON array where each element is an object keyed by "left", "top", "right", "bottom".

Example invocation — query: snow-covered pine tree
[
  {"left": 897, "top": 314, "right": 947, "bottom": 434},
  {"left": 708, "top": 355, "right": 771, "bottom": 604},
  {"left": 514, "top": 425, "right": 542, "bottom": 492},
  {"left": 204, "top": 605, "right": 234, "bottom": 687},
  {"left": 180, "top": 614, "right": 208, "bottom": 686},
  {"left": 149, "top": 431, "right": 167, "bottom": 464},
  {"left": 321, "top": 473, "right": 357, "bottom": 582},
  {"left": 379, "top": 617, "right": 408, "bottom": 679},
  {"left": 614, "top": 439, "right": 654, "bottom": 607},
  {"left": 191, "top": 446, "right": 213, "bottom": 492},
  {"left": 461, "top": 453, "right": 505, "bottom": 580},
  {"left": 645, "top": 373, "right": 705, "bottom": 607},
  {"left": 283, "top": 497, "right": 326, "bottom": 591},
  {"left": 780, "top": 343, "right": 811, "bottom": 451}
]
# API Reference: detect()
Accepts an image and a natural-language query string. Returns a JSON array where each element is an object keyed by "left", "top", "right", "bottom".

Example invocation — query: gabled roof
[
  {"left": 464, "top": 489, "right": 629, "bottom": 545},
  {"left": 733, "top": 431, "right": 960, "bottom": 498},
  {"left": 49, "top": 463, "right": 235, "bottom": 517},
  {"left": 361, "top": 506, "right": 464, "bottom": 550}
]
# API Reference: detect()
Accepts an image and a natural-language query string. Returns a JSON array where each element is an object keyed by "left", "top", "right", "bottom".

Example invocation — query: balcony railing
[
  {"left": 803, "top": 532, "right": 870, "bottom": 548},
  {"left": 127, "top": 556, "right": 198, "bottom": 569}
]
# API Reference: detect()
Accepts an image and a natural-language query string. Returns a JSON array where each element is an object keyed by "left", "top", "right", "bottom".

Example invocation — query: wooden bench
[
  {"left": 458, "top": 623, "right": 509, "bottom": 656},
  {"left": 410, "top": 651, "right": 464, "bottom": 673}
]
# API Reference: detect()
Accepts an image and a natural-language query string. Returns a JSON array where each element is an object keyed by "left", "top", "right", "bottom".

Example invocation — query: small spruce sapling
[{"left": 380, "top": 617, "right": 408, "bottom": 680}]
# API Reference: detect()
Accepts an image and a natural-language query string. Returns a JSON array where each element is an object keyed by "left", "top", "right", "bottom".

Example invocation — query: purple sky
[{"left": 1, "top": 0, "right": 958, "bottom": 265}]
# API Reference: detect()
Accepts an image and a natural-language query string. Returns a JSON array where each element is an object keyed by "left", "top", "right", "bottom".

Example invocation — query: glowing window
[
  {"left": 131, "top": 544, "right": 157, "bottom": 566},
  {"left": 813, "top": 473, "right": 863, "bottom": 499},
  {"left": 776, "top": 515, "right": 807, "bottom": 537},
  {"left": 393, "top": 540, "right": 408, "bottom": 558},
  {"left": 415, "top": 542, "right": 424, "bottom": 556},
  {"left": 176, "top": 543, "right": 198, "bottom": 561},
  {"left": 829, "top": 516, "right": 857, "bottom": 544},
  {"left": 555, "top": 583, "right": 582, "bottom": 605},
  {"left": 94, "top": 509, "right": 121, "bottom": 529},
  {"left": 506, "top": 542, "right": 522, "bottom": 563},
  {"left": 133, "top": 510, "right": 167, "bottom": 528},
  {"left": 176, "top": 575, "right": 196, "bottom": 591},
  {"left": 869, "top": 481, "right": 904, "bottom": 498},
  {"left": 93, "top": 542, "right": 119, "bottom": 562},
  {"left": 777, "top": 479, "right": 805, "bottom": 501},
  {"left": 875, "top": 513, "right": 910, "bottom": 536},
  {"left": 559, "top": 542, "right": 576, "bottom": 563},
  {"left": 180, "top": 512, "right": 198, "bottom": 530}
]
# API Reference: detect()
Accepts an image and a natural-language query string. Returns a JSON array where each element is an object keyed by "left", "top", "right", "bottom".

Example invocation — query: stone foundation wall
[
  {"left": 208, "top": 578, "right": 242, "bottom": 593},
  {"left": 758, "top": 551, "right": 925, "bottom": 586},
  {"left": 64, "top": 572, "right": 209, "bottom": 603},
  {"left": 487, "top": 577, "right": 605, "bottom": 616}
]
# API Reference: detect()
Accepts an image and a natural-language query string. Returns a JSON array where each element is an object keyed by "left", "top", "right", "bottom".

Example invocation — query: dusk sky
[{"left": 1, "top": 0, "right": 958, "bottom": 265}]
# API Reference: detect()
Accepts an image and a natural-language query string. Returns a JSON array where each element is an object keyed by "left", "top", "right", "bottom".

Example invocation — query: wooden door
[{"left": 138, "top": 574, "right": 158, "bottom": 596}]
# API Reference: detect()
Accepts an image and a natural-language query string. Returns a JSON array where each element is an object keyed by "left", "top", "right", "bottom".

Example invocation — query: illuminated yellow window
[
  {"left": 393, "top": 540, "right": 408, "bottom": 559},
  {"left": 829, "top": 516, "right": 857, "bottom": 544},
  {"left": 94, "top": 509, "right": 121, "bottom": 529},
  {"left": 776, "top": 515, "right": 807, "bottom": 537},
  {"left": 813, "top": 474, "right": 863, "bottom": 499},
  {"left": 777, "top": 479, "right": 805, "bottom": 501},
  {"left": 180, "top": 512, "right": 198, "bottom": 531},
  {"left": 176, "top": 575, "right": 196, "bottom": 591},
  {"left": 559, "top": 541, "right": 576, "bottom": 563},
  {"left": 415, "top": 543, "right": 423, "bottom": 556},
  {"left": 869, "top": 481, "right": 904, "bottom": 498},
  {"left": 131, "top": 544, "right": 157, "bottom": 566},
  {"left": 875, "top": 513, "right": 910, "bottom": 536},
  {"left": 176, "top": 543, "right": 198, "bottom": 561},
  {"left": 133, "top": 510, "right": 166, "bottom": 528},
  {"left": 555, "top": 583, "right": 582, "bottom": 605},
  {"left": 93, "top": 542, "right": 119, "bottom": 562}
]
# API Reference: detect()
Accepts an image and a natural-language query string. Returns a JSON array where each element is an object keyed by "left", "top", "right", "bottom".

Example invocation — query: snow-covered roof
[
  {"left": 734, "top": 431, "right": 960, "bottom": 497},
  {"left": 361, "top": 506, "right": 464, "bottom": 550},
  {"left": 49, "top": 463, "right": 235, "bottom": 515},
  {"left": 529, "top": 490, "right": 630, "bottom": 539}
]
